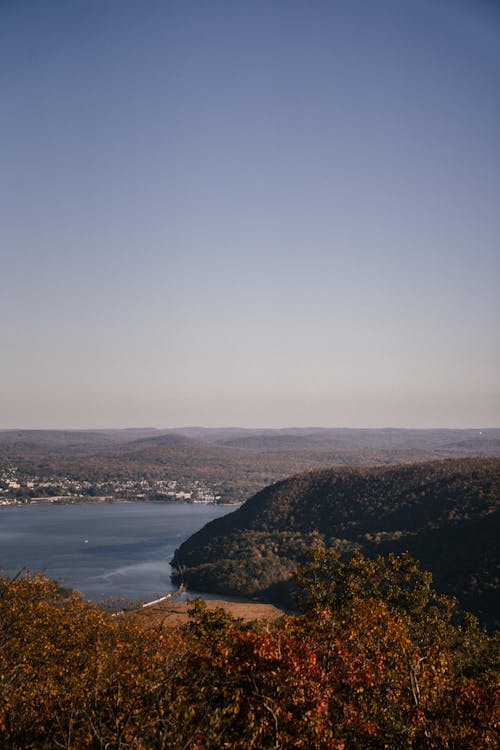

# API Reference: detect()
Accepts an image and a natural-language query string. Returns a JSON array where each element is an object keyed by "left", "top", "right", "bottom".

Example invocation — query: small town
[{"left": 0, "top": 464, "right": 224, "bottom": 506}]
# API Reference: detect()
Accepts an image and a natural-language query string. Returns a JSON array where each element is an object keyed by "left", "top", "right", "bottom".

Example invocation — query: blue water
[{"left": 0, "top": 502, "right": 235, "bottom": 604}]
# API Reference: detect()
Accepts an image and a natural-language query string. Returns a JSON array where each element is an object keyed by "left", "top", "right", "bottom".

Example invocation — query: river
[{"left": 0, "top": 501, "right": 236, "bottom": 604}]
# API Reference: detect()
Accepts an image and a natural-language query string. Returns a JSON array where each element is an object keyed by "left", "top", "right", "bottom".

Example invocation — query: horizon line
[{"left": 0, "top": 426, "right": 498, "bottom": 432}]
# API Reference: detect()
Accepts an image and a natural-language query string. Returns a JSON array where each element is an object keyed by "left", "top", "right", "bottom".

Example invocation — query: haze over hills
[
  {"left": 156, "top": 427, "right": 500, "bottom": 453},
  {"left": 1, "top": 427, "right": 499, "bottom": 457},
  {"left": 0, "top": 429, "right": 162, "bottom": 456}
]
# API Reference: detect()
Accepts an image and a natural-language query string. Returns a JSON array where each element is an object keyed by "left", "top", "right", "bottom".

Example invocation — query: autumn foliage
[{"left": 1, "top": 551, "right": 498, "bottom": 749}]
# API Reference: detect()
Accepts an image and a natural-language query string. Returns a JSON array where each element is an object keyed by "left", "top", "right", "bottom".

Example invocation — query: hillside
[
  {"left": 2, "top": 428, "right": 499, "bottom": 504},
  {"left": 173, "top": 458, "right": 500, "bottom": 629}
]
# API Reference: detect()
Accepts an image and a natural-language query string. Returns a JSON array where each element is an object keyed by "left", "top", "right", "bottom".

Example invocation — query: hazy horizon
[
  {"left": 1, "top": 424, "right": 498, "bottom": 433},
  {"left": 2, "top": 1, "right": 499, "bottom": 430}
]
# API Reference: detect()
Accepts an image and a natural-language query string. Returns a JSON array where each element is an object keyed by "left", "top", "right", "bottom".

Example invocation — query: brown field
[{"left": 124, "top": 595, "right": 286, "bottom": 630}]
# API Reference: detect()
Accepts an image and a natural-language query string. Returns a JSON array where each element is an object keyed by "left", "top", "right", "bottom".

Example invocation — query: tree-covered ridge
[
  {"left": 1, "top": 550, "right": 498, "bottom": 749},
  {"left": 173, "top": 459, "right": 500, "bottom": 629}
]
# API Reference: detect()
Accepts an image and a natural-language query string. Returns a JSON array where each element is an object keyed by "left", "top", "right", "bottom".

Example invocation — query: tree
[{"left": 294, "top": 547, "right": 499, "bottom": 748}]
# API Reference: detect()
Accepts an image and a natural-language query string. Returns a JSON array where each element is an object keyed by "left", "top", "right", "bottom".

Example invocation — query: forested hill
[{"left": 173, "top": 458, "right": 500, "bottom": 629}]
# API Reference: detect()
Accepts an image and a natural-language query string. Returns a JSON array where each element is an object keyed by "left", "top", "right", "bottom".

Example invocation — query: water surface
[{"left": 0, "top": 502, "right": 234, "bottom": 603}]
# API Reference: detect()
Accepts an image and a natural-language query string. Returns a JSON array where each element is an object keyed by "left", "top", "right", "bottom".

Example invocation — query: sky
[{"left": 1, "top": 0, "right": 499, "bottom": 430}]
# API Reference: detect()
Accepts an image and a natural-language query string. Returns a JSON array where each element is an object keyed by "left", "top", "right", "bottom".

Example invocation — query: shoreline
[
  {"left": 1, "top": 497, "right": 241, "bottom": 507},
  {"left": 111, "top": 584, "right": 186, "bottom": 617}
]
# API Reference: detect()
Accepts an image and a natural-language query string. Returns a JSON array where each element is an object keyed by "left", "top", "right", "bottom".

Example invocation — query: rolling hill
[{"left": 2, "top": 428, "right": 499, "bottom": 502}]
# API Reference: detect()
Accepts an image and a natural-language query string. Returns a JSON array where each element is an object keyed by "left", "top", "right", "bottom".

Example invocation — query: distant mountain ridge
[
  {"left": 173, "top": 458, "right": 500, "bottom": 629},
  {"left": 1, "top": 428, "right": 499, "bottom": 503},
  {"left": 2, "top": 426, "right": 499, "bottom": 457},
  {"left": 2, "top": 425, "right": 499, "bottom": 446},
  {"left": 175, "top": 426, "right": 500, "bottom": 453}
]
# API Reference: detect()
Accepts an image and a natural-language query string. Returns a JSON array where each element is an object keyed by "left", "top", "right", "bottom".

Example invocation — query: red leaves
[{"left": 1, "top": 559, "right": 498, "bottom": 749}]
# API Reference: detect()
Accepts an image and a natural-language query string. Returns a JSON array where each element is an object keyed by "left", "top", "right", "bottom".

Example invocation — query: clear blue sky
[{"left": 1, "top": 0, "right": 499, "bottom": 429}]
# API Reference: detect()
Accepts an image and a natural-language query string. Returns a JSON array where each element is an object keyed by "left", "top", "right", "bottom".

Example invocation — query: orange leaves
[
  {"left": 217, "top": 628, "right": 332, "bottom": 748},
  {"left": 1, "top": 561, "right": 498, "bottom": 749},
  {"left": 0, "top": 573, "right": 181, "bottom": 749}
]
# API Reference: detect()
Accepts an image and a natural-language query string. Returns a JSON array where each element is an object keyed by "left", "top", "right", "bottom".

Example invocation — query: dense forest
[
  {"left": 173, "top": 459, "right": 500, "bottom": 630},
  {"left": 1, "top": 549, "right": 498, "bottom": 749}
]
